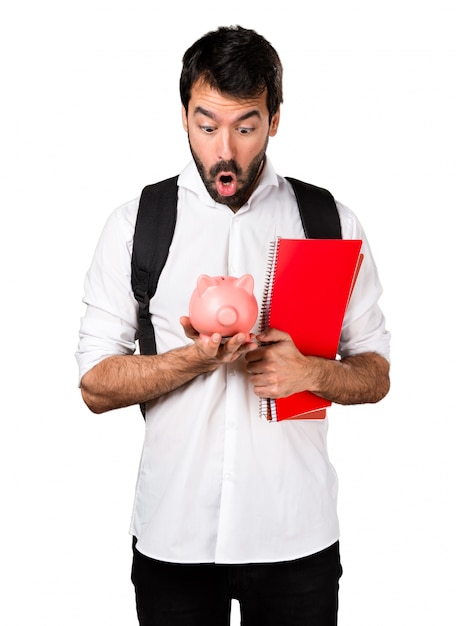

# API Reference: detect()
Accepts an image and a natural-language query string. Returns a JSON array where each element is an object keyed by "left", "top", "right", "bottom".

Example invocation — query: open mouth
[{"left": 216, "top": 172, "right": 237, "bottom": 197}]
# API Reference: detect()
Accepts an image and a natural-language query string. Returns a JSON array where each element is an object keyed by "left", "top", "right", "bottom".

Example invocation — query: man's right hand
[{"left": 179, "top": 316, "right": 257, "bottom": 364}]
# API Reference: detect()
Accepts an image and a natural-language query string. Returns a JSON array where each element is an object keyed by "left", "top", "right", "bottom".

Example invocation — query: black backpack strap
[
  {"left": 131, "top": 176, "right": 178, "bottom": 356},
  {"left": 285, "top": 177, "right": 342, "bottom": 239}
]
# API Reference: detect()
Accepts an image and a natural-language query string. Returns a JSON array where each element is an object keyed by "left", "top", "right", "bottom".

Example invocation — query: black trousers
[{"left": 131, "top": 539, "right": 342, "bottom": 626}]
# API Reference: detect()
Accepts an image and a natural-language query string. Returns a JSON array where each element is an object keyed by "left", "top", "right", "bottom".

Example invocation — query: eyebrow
[{"left": 193, "top": 106, "right": 262, "bottom": 123}]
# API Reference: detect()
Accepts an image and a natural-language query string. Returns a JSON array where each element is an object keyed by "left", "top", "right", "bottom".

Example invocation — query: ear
[
  {"left": 197, "top": 274, "right": 217, "bottom": 296},
  {"left": 235, "top": 274, "right": 254, "bottom": 294},
  {"left": 182, "top": 105, "right": 188, "bottom": 132},
  {"left": 269, "top": 108, "right": 280, "bottom": 137}
]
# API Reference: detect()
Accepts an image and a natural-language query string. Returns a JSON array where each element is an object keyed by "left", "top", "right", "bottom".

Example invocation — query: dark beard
[{"left": 189, "top": 140, "right": 268, "bottom": 210}]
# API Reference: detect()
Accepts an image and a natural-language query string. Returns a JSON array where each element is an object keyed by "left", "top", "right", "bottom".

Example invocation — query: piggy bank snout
[{"left": 216, "top": 306, "right": 238, "bottom": 328}]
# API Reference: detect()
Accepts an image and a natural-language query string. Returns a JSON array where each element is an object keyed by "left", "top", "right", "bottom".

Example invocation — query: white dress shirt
[{"left": 76, "top": 158, "right": 390, "bottom": 564}]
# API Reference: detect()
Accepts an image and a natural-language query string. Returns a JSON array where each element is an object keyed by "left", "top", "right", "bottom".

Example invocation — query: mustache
[{"left": 209, "top": 160, "right": 241, "bottom": 177}]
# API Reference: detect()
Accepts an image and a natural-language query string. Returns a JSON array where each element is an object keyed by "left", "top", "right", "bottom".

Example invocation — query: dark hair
[{"left": 180, "top": 25, "right": 283, "bottom": 121}]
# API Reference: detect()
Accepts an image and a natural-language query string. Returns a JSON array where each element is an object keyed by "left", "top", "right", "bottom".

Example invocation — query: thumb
[{"left": 256, "top": 327, "right": 291, "bottom": 343}]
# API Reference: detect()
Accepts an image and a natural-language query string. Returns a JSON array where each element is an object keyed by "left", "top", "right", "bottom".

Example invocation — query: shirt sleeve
[
  {"left": 337, "top": 201, "right": 391, "bottom": 361},
  {"left": 75, "top": 198, "right": 140, "bottom": 382}
]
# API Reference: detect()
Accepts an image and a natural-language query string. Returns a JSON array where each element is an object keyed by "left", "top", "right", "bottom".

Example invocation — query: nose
[{"left": 216, "top": 129, "right": 235, "bottom": 161}]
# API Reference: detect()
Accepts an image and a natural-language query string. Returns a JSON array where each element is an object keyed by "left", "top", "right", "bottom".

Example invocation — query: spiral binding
[
  {"left": 258, "top": 237, "right": 281, "bottom": 333},
  {"left": 258, "top": 237, "right": 281, "bottom": 421}
]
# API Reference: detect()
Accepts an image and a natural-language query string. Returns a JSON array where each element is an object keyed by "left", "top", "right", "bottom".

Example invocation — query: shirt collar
[{"left": 177, "top": 158, "right": 280, "bottom": 209}]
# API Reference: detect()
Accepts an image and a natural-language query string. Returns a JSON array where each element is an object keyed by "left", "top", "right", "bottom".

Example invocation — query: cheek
[
  {"left": 188, "top": 135, "right": 213, "bottom": 173},
  {"left": 189, "top": 135, "right": 210, "bottom": 161}
]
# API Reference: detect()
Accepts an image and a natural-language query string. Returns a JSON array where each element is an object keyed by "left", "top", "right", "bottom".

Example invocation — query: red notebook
[{"left": 259, "top": 238, "right": 363, "bottom": 421}]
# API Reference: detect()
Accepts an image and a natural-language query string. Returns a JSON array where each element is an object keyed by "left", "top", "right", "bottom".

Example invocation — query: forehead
[{"left": 188, "top": 79, "right": 269, "bottom": 119}]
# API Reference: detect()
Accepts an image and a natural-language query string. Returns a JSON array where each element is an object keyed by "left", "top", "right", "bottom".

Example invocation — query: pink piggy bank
[{"left": 189, "top": 274, "right": 258, "bottom": 338}]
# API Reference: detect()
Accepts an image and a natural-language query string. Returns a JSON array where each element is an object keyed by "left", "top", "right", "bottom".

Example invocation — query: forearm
[
  {"left": 80, "top": 319, "right": 256, "bottom": 414},
  {"left": 309, "top": 351, "right": 390, "bottom": 405},
  {"left": 246, "top": 328, "right": 390, "bottom": 405},
  {"left": 80, "top": 343, "right": 217, "bottom": 414}
]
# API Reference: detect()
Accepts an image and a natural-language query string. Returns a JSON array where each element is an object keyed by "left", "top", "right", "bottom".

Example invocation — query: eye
[
  {"left": 239, "top": 127, "right": 254, "bottom": 135},
  {"left": 200, "top": 125, "right": 215, "bottom": 134}
]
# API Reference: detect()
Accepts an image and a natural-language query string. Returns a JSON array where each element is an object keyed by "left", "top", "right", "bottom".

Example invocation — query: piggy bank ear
[
  {"left": 197, "top": 274, "right": 218, "bottom": 296},
  {"left": 235, "top": 274, "right": 254, "bottom": 294}
]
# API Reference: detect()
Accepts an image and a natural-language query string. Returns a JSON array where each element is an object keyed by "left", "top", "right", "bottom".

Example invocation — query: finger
[
  {"left": 253, "top": 384, "right": 274, "bottom": 398},
  {"left": 180, "top": 316, "right": 198, "bottom": 338},
  {"left": 224, "top": 333, "right": 247, "bottom": 351},
  {"left": 199, "top": 332, "right": 222, "bottom": 353},
  {"left": 213, "top": 333, "right": 250, "bottom": 363},
  {"left": 244, "top": 342, "right": 269, "bottom": 363}
]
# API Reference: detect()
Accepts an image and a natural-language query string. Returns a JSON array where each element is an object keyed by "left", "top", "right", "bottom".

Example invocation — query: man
[{"left": 76, "top": 25, "right": 390, "bottom": 626}]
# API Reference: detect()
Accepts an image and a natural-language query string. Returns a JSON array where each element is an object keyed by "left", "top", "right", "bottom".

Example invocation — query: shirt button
[
  {"left": 224, "top": 473, "right": 233, "bottom": 481},
  {"left": 229, "top": 369, "right": 237, "bottom": 376}
]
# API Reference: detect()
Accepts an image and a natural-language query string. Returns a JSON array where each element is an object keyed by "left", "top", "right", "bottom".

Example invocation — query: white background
[{"left": 1, "top": 0, "right": 455, "bottom": 624}]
